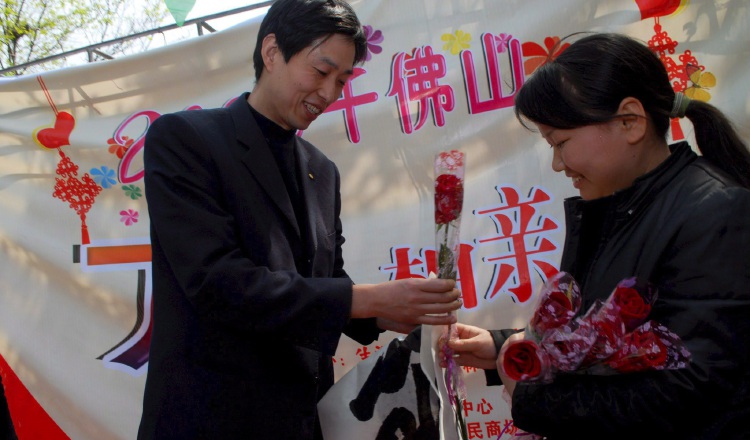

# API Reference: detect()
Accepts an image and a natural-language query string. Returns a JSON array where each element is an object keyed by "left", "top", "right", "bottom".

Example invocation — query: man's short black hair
[{"left": 252, "top": 0, "right": 367, "bottom": 81}]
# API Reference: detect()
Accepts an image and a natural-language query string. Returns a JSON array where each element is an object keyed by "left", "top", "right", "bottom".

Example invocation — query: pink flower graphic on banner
[
  {"left": 495, "top": 33, "right": 512, "bottom": 53},
  {"left": 120, "top": 209, "right": 139, "bottom": 226},
  {"left": 363, "top": 25, "right": 384, "bottom": 61}
]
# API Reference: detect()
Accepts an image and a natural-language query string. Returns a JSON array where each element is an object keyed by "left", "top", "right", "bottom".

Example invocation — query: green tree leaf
[{"left": 1, "top": 0, "right": 168, "bottom": 76}]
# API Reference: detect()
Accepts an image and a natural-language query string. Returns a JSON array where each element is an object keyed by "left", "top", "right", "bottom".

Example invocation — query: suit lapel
[
  {"left": 229, "top": 95, "right": 300, "bottom": 237},
  {"left": 296, "top": 140, "right": 318, "bottom": 257}
]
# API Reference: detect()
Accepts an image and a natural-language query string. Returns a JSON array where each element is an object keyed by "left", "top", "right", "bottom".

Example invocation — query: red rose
[
  {"left": 612, "top": 286, "right": 652, "bottom": 332},
  {"left": 500, "top": 339, "right": 551, "bottom": 382},
  {"left": 528, "top": 272, "right": 581, "bottom": 337},
  {"left": 540, "top": 322, "right": 596, "bottom": 372},
  {"left": 606, "top": 325, "right": 668, "bottom": 373},
  {"left": 434, "top": 174, "right": 463, "bottom": 224},
  {"left": 529, "top": 289, "right": 578, "bottom": 338},
  {"left": 580, "top": 318, "right": 625, "bottom": 367}
]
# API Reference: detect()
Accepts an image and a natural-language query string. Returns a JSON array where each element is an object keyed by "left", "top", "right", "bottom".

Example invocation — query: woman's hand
[{"left": 443, "top": 323, "right": 499, "bottom": 370}]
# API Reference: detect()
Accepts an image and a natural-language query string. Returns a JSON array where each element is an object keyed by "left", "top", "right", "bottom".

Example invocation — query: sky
[
  {"left": 153, "top": 0, "right": 270, "bottom": 47},
  {"left": 186, "top": 0, "right": 268, "bottom": 18},
  {"left": 165, "top": 0, "right": 269, "bottom": 28}
]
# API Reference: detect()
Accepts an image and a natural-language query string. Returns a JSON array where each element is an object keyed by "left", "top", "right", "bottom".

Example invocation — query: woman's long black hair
[{"left": 514, "top": 32, "right": 750, "bottom": 189}]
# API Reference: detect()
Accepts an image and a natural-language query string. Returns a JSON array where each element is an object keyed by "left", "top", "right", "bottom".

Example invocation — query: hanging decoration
[
  {"left": 165, "top": 0, "right": 197, "bottom": 26},
  {"left": 634, "top": 0, "right": 689, "bottom": 20},
  {"left": 647, "top": 18, "right": 711, "bottom": 141},
  {"left": 33, "top": 75, "right": 102, "bottom": 245}
]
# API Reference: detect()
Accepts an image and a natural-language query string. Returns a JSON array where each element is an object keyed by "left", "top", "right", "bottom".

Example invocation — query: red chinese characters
[{"left": 388, "top": 45, "right": 455, "bottom": 134}]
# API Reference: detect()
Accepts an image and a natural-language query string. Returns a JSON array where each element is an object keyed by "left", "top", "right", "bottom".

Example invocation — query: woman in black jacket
[{"left": 447, "top": 33, "right": 750, "bottom": 439}]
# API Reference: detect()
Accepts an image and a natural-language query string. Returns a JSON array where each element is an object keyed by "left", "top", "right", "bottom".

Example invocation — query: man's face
[{"left": 259, "top": 33, "right": 356, "bottom": 131}]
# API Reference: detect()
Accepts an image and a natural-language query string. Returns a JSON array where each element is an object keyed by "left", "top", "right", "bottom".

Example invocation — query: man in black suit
[{"left": 137, "top": 1, "right": 462, "bottom": 438}]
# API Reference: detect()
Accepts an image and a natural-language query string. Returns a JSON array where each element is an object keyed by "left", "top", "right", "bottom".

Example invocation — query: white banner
[{"left": 1, "top": 0, "right": 748, "bottom": 438}]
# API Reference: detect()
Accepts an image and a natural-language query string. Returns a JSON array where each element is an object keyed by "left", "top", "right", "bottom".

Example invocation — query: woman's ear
[
  {"left": 260, "top": 34, "right": 279, "bottom": 73},
  {"left": 617, "top": 97, "right": 647, "bottom": 144}
]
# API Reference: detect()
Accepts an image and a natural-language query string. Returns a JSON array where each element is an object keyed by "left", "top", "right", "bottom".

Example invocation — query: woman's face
[{"left": 537, "top": 121, "right": 642, "bottom": 200}]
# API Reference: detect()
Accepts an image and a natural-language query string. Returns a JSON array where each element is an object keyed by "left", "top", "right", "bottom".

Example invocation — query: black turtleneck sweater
[{"left": 247, "top": 103, "right": 311, "bottom": 276}]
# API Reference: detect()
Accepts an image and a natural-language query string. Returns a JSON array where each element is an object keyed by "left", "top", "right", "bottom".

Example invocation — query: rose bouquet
[
  {"left": 434, "top": 149, "right": 468, "bottom": 440},
  {"left": 500, "top": 273, "right": 691, "bottom": 383},
  {"left": 497, "top": 274, "right": 690, "bottom": 439},
  {"left": 499, "top": 272, "right": 581, "bottom": 383}
]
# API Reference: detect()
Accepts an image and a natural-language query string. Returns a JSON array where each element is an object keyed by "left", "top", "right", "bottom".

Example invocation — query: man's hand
[
  {"left": 375, "top": 317, "right": 418, "bottom": 334},
  {"left": 352, "top": 278, "right": 462, "bottom": 332}
]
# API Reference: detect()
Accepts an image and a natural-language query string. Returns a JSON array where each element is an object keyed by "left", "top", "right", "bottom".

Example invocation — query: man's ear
[
  {"left": 617, "top": 97, "right": 647, "bottom": 144},
  {"left": 261, "top": 34, "right": 280, "bottom": 73}
]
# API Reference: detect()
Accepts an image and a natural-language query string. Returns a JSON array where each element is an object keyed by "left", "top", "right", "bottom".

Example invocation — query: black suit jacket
[{"left": 138, "top": 93, "right": 380, "bottom": 439}]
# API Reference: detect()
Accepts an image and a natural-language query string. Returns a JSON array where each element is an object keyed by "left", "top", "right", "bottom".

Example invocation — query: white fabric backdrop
[{"left": 1, "top": 0, "right": 748, "bottom": 438}]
